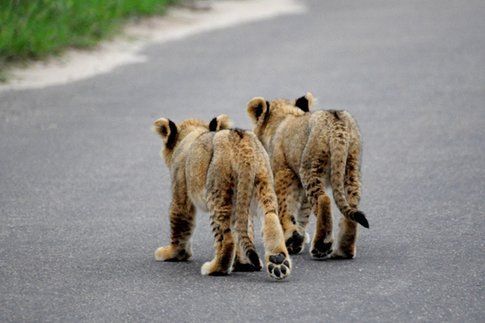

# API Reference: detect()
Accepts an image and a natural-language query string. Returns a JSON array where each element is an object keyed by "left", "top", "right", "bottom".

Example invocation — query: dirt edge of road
[{"left": 0, "top": 0, "right": 305, "bottom": 92}]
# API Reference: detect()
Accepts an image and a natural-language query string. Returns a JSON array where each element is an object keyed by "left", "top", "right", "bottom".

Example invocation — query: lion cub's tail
[
  {"left": 234, "top": 136, "right": 261, "bottom": 269},
  {"left": 329, "top": 114, "right": 369, "bottom": 229}
]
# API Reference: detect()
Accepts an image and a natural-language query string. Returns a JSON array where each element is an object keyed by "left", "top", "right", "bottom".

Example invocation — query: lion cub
[
  {"left": 153, "top": 115, "right": 291, "bottom": 280},
  {"left": 247, "top": 93, "right": 369, "bottom": 260}
]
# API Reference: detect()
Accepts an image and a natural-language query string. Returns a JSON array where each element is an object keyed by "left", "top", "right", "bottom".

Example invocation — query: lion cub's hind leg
[
  {"left": 274, "top": 166, "right": 306, "bottom": 255},
  {"left": 232, "top": 209, "right": 262, "bottom": 272},
  {"left": 201, "top": 173, "right": 235, "bottom": 276},
  {"left": 154, "top": 185, "right": 195, "bottom": 262},
  {"left": 300, "top": 150, "right": 334, "bottom": 260},
  {"left": 256, "top": 172, "right": 292, "bottom": 280}
]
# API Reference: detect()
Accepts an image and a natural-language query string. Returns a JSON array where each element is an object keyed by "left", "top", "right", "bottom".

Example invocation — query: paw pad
[
  {"left": 286, "top": 231, "right": 305, "bottom": 254},
  {"left": 310, "top": 240, "right": 333, "bottom": 259},
  {"left": 269, "top": 253, "right": 285, "bottom": 264},
  {"left": 267, "top": 252, "right": 291, "bottom": 280}
]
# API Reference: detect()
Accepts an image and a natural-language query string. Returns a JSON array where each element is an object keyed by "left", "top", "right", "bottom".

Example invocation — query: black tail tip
[
  {"left": 247, "top": 249, "right": 262, "bottom": 270},
  {"left": 353, "top": 211, "right": 369, "bottom": 228}
]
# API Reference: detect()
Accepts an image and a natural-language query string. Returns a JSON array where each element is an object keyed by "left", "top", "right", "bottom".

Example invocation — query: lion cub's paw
[
  {"left": 285, "top": 231, "right": 305, "bottom": 254},
  {"left": 201, "top": 260, "right": 231, "bottom": 276},
  {"left": 154, "top": 245, "right": 191, "bottom": 262},
  {"left": 232, "top": 256, "right": 262, "bottom": 272},
  {"left": 310, "top": 239, "right": 333, "bottom": 260},
  {"left": 266, "top": 252, "right": 291, "bottom": 280},
  {"left": 330, "top": 247, "right": 355, "bottom": 260}
]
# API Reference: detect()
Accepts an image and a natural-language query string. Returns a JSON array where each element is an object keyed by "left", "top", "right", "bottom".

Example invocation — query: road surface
[{"left": 1, "top": 0, "right": 484, "bottom": 321}]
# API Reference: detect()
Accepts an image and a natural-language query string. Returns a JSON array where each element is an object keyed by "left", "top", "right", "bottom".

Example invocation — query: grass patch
[{"left": 0, "top": 0, "right": 175, "bottom": 78}]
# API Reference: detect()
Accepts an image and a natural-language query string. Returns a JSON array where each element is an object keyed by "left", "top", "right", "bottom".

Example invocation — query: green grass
[{"left": 0, "top": 0, "right": 175, "bottom": 78}]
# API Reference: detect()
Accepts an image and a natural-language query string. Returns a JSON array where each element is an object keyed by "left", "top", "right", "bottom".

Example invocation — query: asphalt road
[{"left": 1, "top": 0, "right": 484, "bottom": 321}]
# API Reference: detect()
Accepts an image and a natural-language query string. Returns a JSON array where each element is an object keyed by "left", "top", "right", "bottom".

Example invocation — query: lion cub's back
[
  {"left": 212, "top": 129, "right": 269, "bottom": 169},
  {"left": 185, "top": 132, "right": 214, "bottom": 210}
]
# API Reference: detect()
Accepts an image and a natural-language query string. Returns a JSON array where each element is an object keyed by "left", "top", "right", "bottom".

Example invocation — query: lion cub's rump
[
  {"left": 247, "top": 93, "right": 369, "bottom": 260},
  {"left": 153, "top": 115, "right": 291, "bottom": 280}
]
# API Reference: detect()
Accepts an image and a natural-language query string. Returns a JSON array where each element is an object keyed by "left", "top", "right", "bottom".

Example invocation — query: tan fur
[
  {"left": 153, "top": 114, "right": 291, "bottom": 279},
  {"left": 247, "top": 93, "right": 369, "bottom": 259}
]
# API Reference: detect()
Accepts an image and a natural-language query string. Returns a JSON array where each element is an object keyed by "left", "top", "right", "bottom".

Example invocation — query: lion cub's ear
[
  {"left": 247, "top": 97, "right": 270, "bottom": 124},
  {"left": 153, "top": 118, "right": 178, "bottom": 149},
  {"left": 294, "top": 92, "right": 314, "bottom": 112},
  {"left": 209, "top": 114, "right": 233, "bottom": 131}
]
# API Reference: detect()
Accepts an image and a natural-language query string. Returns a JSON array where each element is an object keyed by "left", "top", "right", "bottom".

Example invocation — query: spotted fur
[
  {"left": 247, "top": 93, "right": 369, "bottom": 259},
  {"left": 153, "top": 115, "right": 291, "bottom": 280}
]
